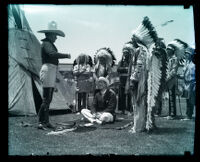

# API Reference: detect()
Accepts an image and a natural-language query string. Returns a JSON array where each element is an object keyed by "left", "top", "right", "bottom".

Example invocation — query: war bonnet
[
  {"left": 94, "top": 48, "right": 116, "bottom": 67},
  {"left": 122, "top": 42, "right": 134, "bottom": 52},
  {"left": 131, "top": 16, "right": 158, "bottom": 49},
  {"left": 167, "top": 39, "right": 188, "bottom": 61}
]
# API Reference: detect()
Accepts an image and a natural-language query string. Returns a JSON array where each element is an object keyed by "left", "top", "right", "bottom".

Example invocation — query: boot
[
  {"left": 44, "top": 88, "right": 55, "bottom": 129},
  {"left": 38, "top": 103, "right": 46, "bottom": 124},
  {"left": 38, "top": 88, "right": 52, "bottom": 127}
]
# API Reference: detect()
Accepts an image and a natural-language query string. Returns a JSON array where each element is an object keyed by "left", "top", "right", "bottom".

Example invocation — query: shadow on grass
[
  {"left": 153, "top": 127, "right": 187, "bottom": 135},
  {"left": 73, "top": 126, "right": 97, "bottom": 133},
  {"left": 49, "top": 109, "right": 72, "bottom": 115}
]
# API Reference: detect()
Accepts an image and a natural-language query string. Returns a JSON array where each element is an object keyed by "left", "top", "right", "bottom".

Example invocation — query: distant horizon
[{"left": 21, "top": 5, "right": 195, "bottom": 64}]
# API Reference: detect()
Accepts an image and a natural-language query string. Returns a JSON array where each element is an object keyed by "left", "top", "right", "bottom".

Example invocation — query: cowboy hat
[{"left": 38, "top": 21, "right": 65, "bottom": 37}]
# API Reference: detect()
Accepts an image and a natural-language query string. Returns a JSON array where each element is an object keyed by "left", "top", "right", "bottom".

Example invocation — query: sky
[{"left": 20, "top": 5, "right": 195, "bottom": 64}]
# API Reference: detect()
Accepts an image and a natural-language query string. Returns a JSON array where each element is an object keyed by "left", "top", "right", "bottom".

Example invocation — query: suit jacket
[{"left": 92, "top": 88, "right": 117, "bottom": 115}]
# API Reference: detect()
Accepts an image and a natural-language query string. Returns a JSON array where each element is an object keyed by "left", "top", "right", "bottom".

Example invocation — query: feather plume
[
  {"left": 147, "top": 54, "right": 162, "bottom": 121},
  {"left": 132, "top": 16, "right": 158, "bottom": 49}
]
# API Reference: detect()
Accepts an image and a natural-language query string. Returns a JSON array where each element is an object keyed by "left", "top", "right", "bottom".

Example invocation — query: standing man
[
  {"left": 129, "top": 16, "right": 160, "bottom": 133},
  {"left": 182, "top": 47, "right": 196, "bottom": 120},
  {"left": 81, "top": 77, "right": 117, "bottom": 125},
  {"left": 165, "top": 39, "right": 187, "bottom": 120},
  {"left": 117, "top": 42, "right": 134, "bottom": 115},
  {"left": 93, "top": 48, "right": 116, "bottom": 83},
  {"left": 165, "top": 43, "right": 178, "bottom": 120},
  {"left": 37, "top": 21, "right": 71, "bottom": 129}
]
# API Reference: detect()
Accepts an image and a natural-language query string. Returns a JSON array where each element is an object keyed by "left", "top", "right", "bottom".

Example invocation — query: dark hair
[{"left": 88, "top": 56, "right": 93, "bottom": 67}]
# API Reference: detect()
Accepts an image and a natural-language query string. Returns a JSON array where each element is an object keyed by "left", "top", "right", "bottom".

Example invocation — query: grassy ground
[{"left": 8, "top": 97, "right": 195, "bottom": 156}]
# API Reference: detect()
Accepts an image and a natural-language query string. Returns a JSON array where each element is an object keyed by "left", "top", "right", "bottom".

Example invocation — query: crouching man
[{"left": 81, "top": 77, "right": 117, "bottom": 125}]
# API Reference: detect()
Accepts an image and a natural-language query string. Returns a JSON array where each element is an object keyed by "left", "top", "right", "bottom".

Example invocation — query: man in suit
[{"left": 81, "top": 77, "right": 117, "bottom": 125}]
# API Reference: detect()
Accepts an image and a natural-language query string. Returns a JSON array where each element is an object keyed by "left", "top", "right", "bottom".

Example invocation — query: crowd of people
[{"left": 37, "top": 18, "right": 196, "bottom": 133}]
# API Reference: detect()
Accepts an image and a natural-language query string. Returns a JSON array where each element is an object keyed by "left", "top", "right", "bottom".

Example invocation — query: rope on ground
[
  {"left": 115, "top": 121, "right": 134, "bottom": 130},
  {"left": 46, "top": 126, "right": 77, "bottom": 135}
]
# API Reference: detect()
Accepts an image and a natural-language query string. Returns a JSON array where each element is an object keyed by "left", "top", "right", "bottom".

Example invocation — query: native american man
[
  {"left": 165, "top": 39, "right": 188, "bottom": 120},
  {"left": 117, "top": 42, "right": 134, "bottom": 114},
  {"left": 128, "top": 16, "right": 162, "bottom": 133},
  {"left": 93, "top": 47, "right": 116, "bottom": 91}
]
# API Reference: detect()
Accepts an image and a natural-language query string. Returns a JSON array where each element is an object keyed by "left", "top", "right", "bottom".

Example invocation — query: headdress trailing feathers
[{"left": 132, "top": 16, "right": 158, "bottom": 49}]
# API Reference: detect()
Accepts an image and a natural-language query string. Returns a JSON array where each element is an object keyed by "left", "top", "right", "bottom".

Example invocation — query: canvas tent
[
  {"left": 50, "top": 71, "right": 76, "bottom": 110},
  {"left": 8, "top": 5, "right": 75, "bottom": 116},
  {"left": 8, "top": 5, "right": 43, "bottom": 115}
]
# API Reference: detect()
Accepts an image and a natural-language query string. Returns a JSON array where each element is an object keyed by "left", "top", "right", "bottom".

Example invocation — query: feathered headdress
[
  {"left": 123, "top": 42, "right": 133, "bottom": 50},
  {"left": 94, "top": 47, "right": 116, "bottom": 67},
  {"left": 120, "top": 42, "right": 134, "bottom": 65},
  {"left": 167, "top": 39, "right": 188, "bottom": 61},
  {"left": 122, "top": 42, "right": 134, "bottom": 53},
  {"left": 73, "top": 53, "right": 93, "bottom": 67},
  {"left": 132, "top": 16, "right": 158, "bottom": 49}
]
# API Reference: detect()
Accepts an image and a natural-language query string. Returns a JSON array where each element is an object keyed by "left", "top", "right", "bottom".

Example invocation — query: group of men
[
  {"left": 117, "top": 38, "right": 196, "bottom": 133},
  {"left": 37, "top": 19, "right": 196, "bottom": 134},
  {"left": 37, "top": 21, "right": 117, "bottom": 130}
]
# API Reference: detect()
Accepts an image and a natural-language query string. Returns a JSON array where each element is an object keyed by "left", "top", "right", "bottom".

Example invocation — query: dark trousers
[
  {"left": 156, "top": 99, "right": 162, "bottom": 115},
  {"left": 155, "top": 89, "right": 164, "bottom": 115},
  {"left": 77, "top": 92, "right": 87, "bottom": 111},
  {"left": 168, "top": 85, "right": 176, "bottom": 117},
  {"left": 118, "top": 86, "right": 132, "bottom": 112},
  {"left": 38, "top": 87, "right": 54, "bottom": 124},
  {"left": 186, "top": 99, "right": 194, "bottom": 118},
  {"left": 186, "top": 83, "right": 195, "bottom": 118}
]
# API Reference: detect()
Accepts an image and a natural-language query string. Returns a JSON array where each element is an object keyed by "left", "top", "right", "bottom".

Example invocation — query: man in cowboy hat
[
  {"left": 81, "top": 77, "right": 117, "bottom": 125},
  {"left": 37, "top": 21, "right": 71, "bottom": 130}
]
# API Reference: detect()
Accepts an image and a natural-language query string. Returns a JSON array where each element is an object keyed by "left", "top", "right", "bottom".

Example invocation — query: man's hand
[{"left": 67, "top": 54, "right": 71, "bottom": 59}]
